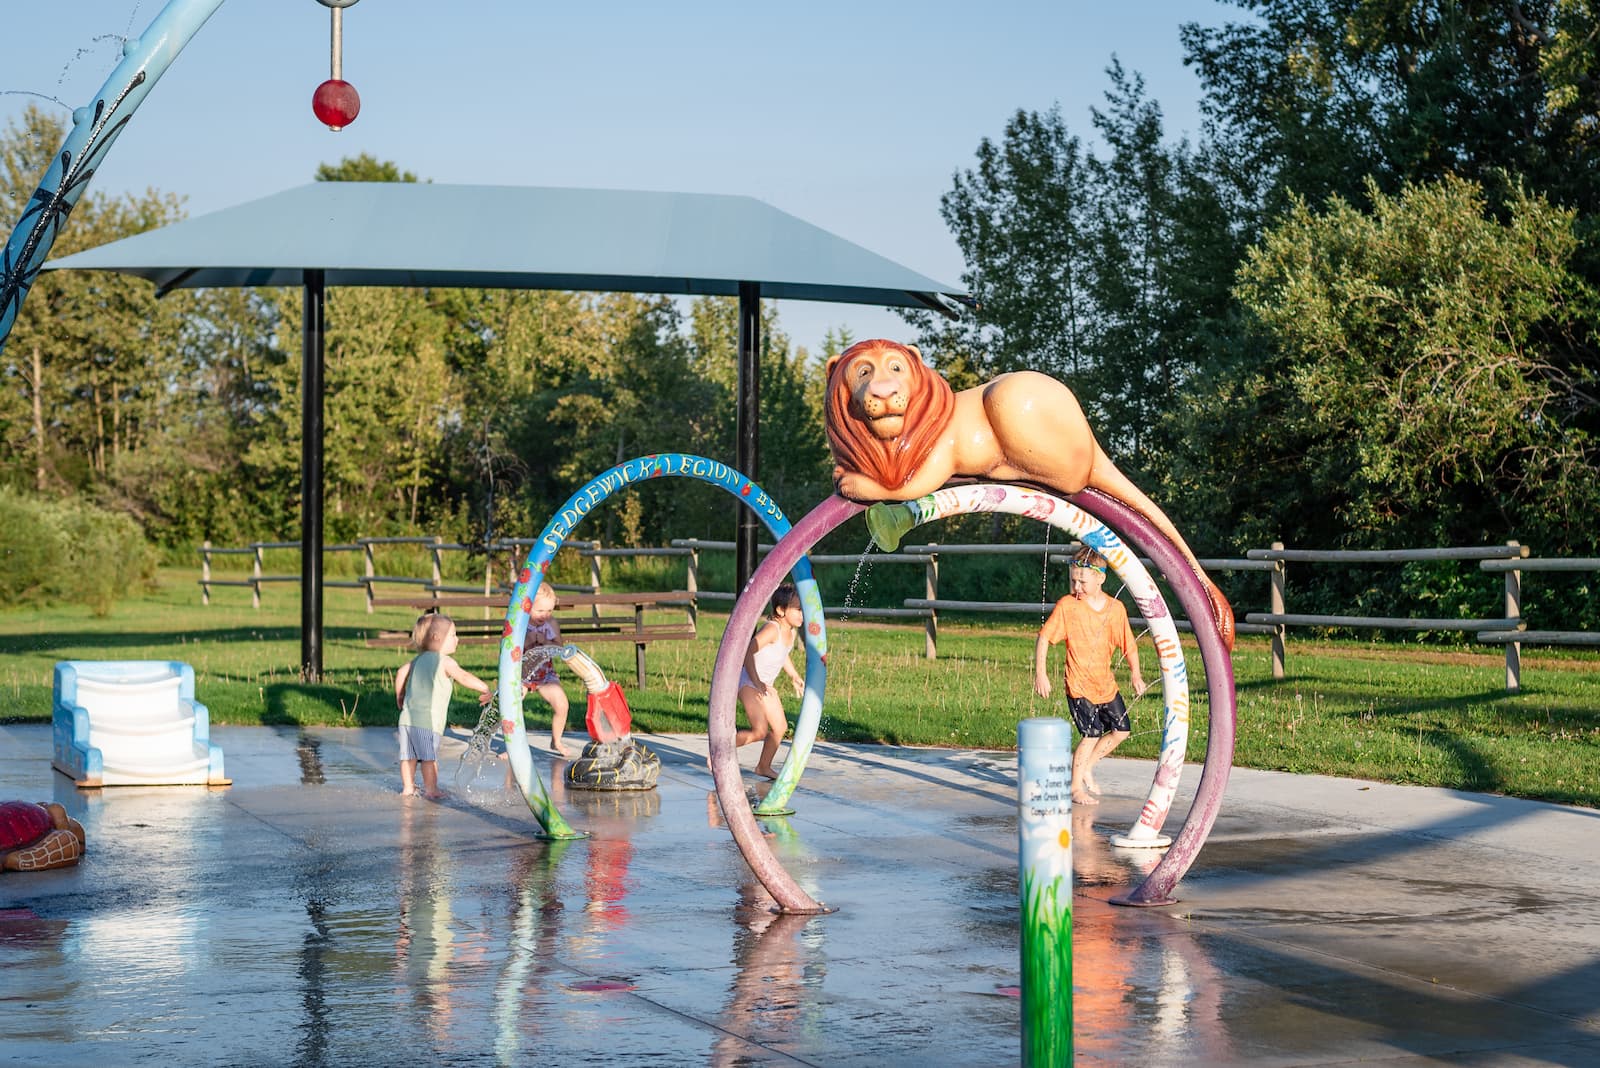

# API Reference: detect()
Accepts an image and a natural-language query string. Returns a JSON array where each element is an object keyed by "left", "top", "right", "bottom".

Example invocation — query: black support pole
[
  {"left": 300, "top": 270, "right": 326, "bottom": 682},
  {"left": 735, "top": 281, "right": 760, "bottom": 595}
]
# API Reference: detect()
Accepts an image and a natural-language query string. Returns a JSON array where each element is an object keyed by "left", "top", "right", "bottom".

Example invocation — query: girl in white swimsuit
[{"left": 734, "top": 583, "right": 806, "bottom": 779}]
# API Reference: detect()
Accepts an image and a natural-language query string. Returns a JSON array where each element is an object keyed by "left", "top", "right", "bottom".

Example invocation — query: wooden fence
[
  {"left": 1242, "top": 542, "right": 1540, "bottom": 689},
  {"left": 198, "top": 536, "right": 604, "bottom": 615},
  {"left": 199, "top": 535, "right": 1597, "bottom": 692}
]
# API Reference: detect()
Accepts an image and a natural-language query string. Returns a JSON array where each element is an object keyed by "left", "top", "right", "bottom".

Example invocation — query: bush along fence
[{"left": 199, "top": 536, "right": 1597, "bottom": 692}]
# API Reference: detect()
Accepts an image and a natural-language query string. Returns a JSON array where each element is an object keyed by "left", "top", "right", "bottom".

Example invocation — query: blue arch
[{"left": 497, "top": 454, "right": 829, "bottom": 836}]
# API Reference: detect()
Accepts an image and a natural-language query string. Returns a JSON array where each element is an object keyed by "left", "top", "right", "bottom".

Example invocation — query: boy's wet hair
[
  {"left": 771, "top": 583, "right": 801, "bottom": 615},
  {"left": 1070, "top": 547, "right": 1109, "bottom": 574},
  {"left": 414, "top": 613, "right": 456, "bottom": 651}
]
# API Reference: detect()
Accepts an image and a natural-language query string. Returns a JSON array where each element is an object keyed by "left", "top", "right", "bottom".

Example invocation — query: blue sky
[{"left": 2, "top": 0, "right": 1239, "bottom": 351}]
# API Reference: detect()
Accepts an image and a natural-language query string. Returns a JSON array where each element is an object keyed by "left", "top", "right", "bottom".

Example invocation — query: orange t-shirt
[{"left": 1039, "top": 595, "right": 1136, "bottom": 704}]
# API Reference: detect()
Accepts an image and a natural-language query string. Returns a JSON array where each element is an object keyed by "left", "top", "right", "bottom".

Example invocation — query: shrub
[{"left": 0, "top": 488, "right": 158, "bottom": 615}]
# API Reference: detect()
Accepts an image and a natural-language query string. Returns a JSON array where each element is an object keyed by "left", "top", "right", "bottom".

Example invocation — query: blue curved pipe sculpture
[
  {"left": 498, "top": 454, "right": 829, "bottom": 837},
  {"left": 0, "top": 0, "right": 226, "bottom": 356}
]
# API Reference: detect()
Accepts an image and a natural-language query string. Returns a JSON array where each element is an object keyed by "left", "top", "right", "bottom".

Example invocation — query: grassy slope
[{"left": 3, "top": 569, "right": 1597, "bottom": 806}]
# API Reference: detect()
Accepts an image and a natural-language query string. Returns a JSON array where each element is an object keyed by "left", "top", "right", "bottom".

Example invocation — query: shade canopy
[
  {"left": 42, "top": 180, "right": 967, "bottom": 681},
  {"left": 44, "top": 181, "right": 966, "bottom": 314}
]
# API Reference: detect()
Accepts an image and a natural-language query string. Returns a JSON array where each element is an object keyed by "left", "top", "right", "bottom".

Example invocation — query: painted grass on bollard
[{"left": 1021, "top": 871, "right": 1073, "bottom": 1066}]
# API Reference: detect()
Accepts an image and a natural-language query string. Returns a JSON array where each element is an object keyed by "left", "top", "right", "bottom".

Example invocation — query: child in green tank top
[{"left": 394, "top": 614, "right": 492, "bottom": 799}]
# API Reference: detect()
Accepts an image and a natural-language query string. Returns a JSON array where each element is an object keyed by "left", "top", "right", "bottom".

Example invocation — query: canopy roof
[{"left": 45, "top": 182, "right": 966, "bottom": 314}]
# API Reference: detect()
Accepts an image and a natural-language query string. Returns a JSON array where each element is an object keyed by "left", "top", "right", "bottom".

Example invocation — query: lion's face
[
  {"left": 825, "top": 339, "right": 954, "bottom": 492},
  {"left": 841, "top": 345, "right": 917, "bottom": 441}
]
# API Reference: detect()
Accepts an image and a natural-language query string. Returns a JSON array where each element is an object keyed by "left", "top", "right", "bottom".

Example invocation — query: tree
[
  {"left": 434, "top": 285, "right": 604, "bottom": 547},
  {"left": 0, "top": 106, "right": 60, "bottom": 490},
  {"left": 239, "top": 155, "right": 448, "bottom": 540},
  {"left": 683, "top": 294, "right": 818, "bottom": 479},
  {"left": 1081, "top": 61, "right": 1244, "bottom": 462},
  {"left": 248, "top": 283, "right": 457, "bottom": 540},
  {"left": 1195, "top": 175, "right": 1599, "bottom": 553},
  {"left": 754, "top": 316, "right": 831, "bottom": 508},
  {"left": 0, "top": 106, "right": 222, "bottom": 501},
  {"left": 1182, "top": 1, "right": 1600, "bottom": 231},
  {"left": 921, "top": 105, "right": 1096, "bottom": 386},
  {"left": 909, "top": 72, "right": 1243, "bottom": 479},
  {"left": 314, "top": 153, "right": 420, "bottom": 183},
  {"left": 670, "top": 296, "right": 829, "bottom": 539}
]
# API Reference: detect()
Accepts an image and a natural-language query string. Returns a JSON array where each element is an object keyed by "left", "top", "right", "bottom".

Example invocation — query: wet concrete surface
[{"left": 2, "top": 723, "right": 1599, "bottom": 1066}]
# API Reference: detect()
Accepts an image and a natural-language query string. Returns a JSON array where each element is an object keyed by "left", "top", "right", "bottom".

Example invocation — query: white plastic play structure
[{"left": 52, "top": 661, "right": 229, "bottom": 787}]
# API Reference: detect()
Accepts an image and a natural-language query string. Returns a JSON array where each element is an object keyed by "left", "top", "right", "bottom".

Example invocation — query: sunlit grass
[{"left": 3, "top": 569, "right": 1597, "bottom": 807}]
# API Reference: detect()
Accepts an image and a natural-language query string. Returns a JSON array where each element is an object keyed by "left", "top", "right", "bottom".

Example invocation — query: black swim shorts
[{"left": 1066, "top": 693, "right": 1130, "bottom": 739}]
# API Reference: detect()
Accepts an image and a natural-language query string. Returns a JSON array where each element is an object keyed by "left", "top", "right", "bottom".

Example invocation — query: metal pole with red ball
[{"left": 313, "top": 0, "right": 361, "bottom": 130}]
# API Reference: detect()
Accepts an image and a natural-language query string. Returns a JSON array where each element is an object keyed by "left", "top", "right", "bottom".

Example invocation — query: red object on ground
[
  {"left": 0, "top": 800, "right": 84, "bottom": 872},
  {"left": 312, "top": 79, "right": 361, "bottom": 130},
  {"left": 584, "top": 682, "right": 632, "bottom": 743},
  {"left": 0, "top": 801, "right": 50, "bottom": 849}
]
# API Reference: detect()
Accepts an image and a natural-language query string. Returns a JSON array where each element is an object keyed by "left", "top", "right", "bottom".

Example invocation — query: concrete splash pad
[{"left": 3, "top": 724, "right": 1600, "bottom": 1066}]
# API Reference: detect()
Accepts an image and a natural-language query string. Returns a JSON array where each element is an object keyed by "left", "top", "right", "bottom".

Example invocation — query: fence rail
[
  {"left": 198, "top": 537, "right": 602, "bottom": 614},
  {"left": 1236, "top": 540, "right": 1549, "bottom": 691},
  {"left": 200, "top": 533, "right": 1595, "bottom": 691}
]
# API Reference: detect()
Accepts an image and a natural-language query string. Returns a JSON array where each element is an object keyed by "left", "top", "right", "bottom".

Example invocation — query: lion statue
[{"left": 825, "top": 339, "right": 1234, "bottom": 649}]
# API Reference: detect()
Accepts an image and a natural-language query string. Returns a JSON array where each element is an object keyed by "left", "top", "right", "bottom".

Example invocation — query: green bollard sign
[{"left": 1018, "top": 716, "right": 1073, "bottom": 1066}]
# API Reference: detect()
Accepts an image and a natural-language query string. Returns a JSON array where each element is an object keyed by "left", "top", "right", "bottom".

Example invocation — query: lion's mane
[{"left": 825, "top": 339, "right": 956, "bottom": 491}]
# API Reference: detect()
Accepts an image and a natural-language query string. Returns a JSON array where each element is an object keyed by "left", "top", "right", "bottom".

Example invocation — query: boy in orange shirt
[{"left": 1033, "top": 547, "right": 1147, "bottom": 806}]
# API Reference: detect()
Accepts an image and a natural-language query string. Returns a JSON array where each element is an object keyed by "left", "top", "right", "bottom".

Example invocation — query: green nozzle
[{"left": 866, "top": 502, "right": 917, "bottom": 552}]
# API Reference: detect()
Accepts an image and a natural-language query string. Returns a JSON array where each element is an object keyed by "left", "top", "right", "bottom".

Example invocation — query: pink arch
[{"left": 706, "top": 488, "right": 1236, "bottom": 912}]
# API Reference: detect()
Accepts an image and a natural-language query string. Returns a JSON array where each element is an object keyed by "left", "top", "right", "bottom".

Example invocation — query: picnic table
[{"left": 366, "top": 591, "right": 696, "bottom": 690}]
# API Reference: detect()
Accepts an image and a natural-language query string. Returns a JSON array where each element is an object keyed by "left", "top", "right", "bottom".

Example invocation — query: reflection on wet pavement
[{"left": 3, "top": 724, "right": 1600, "bottom": 1065}]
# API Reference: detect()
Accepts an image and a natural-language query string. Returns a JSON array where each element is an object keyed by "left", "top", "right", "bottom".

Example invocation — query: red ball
[{"left": 312, "top": 79, "right": 360, "bottom": 130}]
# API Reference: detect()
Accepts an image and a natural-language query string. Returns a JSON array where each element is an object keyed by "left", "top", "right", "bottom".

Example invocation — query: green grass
[{"left": 4, "top": 569, "right": 1598, "bottom": 807}]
